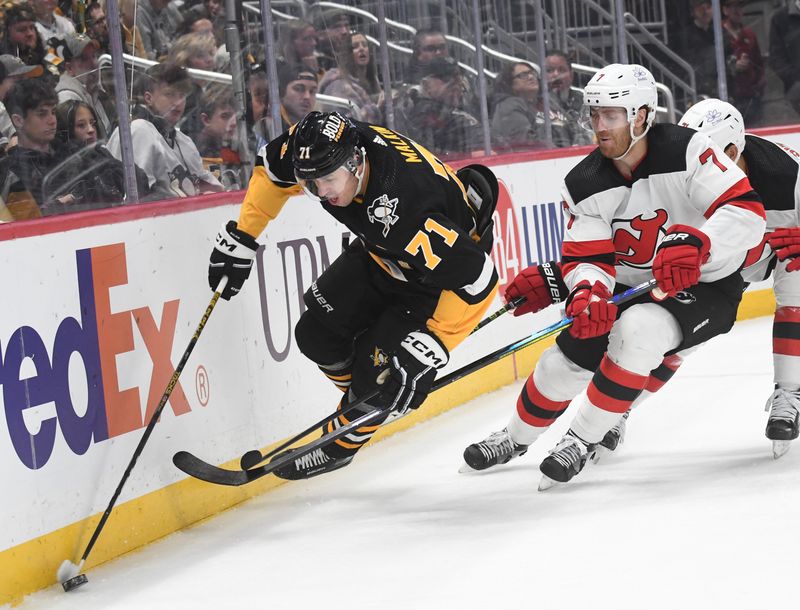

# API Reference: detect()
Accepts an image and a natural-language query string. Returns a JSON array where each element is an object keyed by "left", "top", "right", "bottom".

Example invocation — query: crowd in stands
[{"left": 0, "top": 0, "right": 798, "bottom": 222}]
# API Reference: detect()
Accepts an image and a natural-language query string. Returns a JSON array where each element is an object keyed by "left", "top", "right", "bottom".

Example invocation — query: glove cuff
[
  {"left": 538, "top": 261, "right": 568, "bottom": 303},
  {"left": 214, "top": 221, "right": 259, "bottom": 259},
  {"left": 401, "top": 330, "right": 450, "bottom": 370}
]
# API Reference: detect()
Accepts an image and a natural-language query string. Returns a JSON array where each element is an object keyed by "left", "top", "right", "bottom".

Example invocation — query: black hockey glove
[
  {"left": 377, "top": 330, "right": 450, "bottom": 415},
  {"left": 208, "top": 220, "right": 259, "bottom": 300}
]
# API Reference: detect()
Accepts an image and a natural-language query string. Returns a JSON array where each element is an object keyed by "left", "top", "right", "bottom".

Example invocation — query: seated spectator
[
  {"left": 195, "top": 84, "right": 242, "bottom": 189},
  {"left": 137, "top": 0, "right": 182, "bottom": 61},
  {"left": 85, "top": 2, "right": 109, "bottom": 55},
  {"left": 277, "top": 63, "right": 318, "bottom": 129},
  {"left": 176, "top": 15, "right": 215, "bottom": 40},
  {"left": 54, "top": 32, "right": 111, "bottom": 139},
  {"left": 407, "top": 29, "right": 448, "bottom": 85},
  {"left": 544, "top": 50, "right": 594, "bottom": 146},
  {"left": 183, "top": 0, "right": 225, "bottom": 37},
  {"left": 722, "top": 0, "right": 765, "bottom": 124},
  {"left": 32, "top": 0, "right": 75, "bottom": 42},
  {"left": 393, "top": 56, "right": 482, "bottom": 158},
  {"left": 769, "top": 0, "right": 800, "bottom": 118},
  {"left": 5, "top": 78, "right": 130, "bottom": 215},
  {"left": 55, "top": 99, "right": 98, "bottom": 146},
  {"left": 246, "top": 65, "right": 269, "bottom": 149},
  {"left": 319, "top": 31, "right": 381, "bottom": 123},
  {"left": 120, "top": 0, "right": 147, "bottom": 58},
  {"left": 0, "top": 55, "right": 44, "bottom": 145},
  {"left": 168, "top": 31, "right": 218, "bottom": 73},
  {"left": 313, "top": 9, "right": 352, "bottom": 71},
  {"left": 491, "top": 61, "right": 547, "bottom": 151},
  {"left": 277, "top": 19, "right": 324, "bottom": 79},
  {"left": 0, "top": 3, "right": 48, "bottom": 69},
  {"left": 106, "top": 62, "right": 222, "bottom": 198}
]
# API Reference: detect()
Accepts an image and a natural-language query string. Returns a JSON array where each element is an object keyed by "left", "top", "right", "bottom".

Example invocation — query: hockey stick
[
  {"left": 58, "top": 277, "right": 229, "bottom": 593},
  {"left": 174, "top": 278, "right": 659, "bottom": 487},
  {"left": 237, "top": 294, "right": 527, "bottom": 469}
]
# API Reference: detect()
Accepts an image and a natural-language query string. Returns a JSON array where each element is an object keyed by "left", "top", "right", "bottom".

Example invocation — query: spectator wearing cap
[
  {"left": 393, "top": 56, "right": 482, "bottom": 158},
  {"left": 491, "top": 61, "right": 572, "bottom": 151},
  {"left": 106, "top": 62, "right": 222, "bottom": 198},
  {"left": 54, "top": 32, "right": 110, "bottom": 138},
  {"left": 544, "top": 50, "right": 593, "bottom": 146},
  {"left": 770, "top": 0, "right": 800, "bottom": 118},
  {"left": 318, "top": 31, "right": 381, "bottom": 123},
  {"left": 32, "top": 0, "right": 75, "bottom": 42},
  {"left": 278, "top": 63, "right": 318, "bottom": 128},
  {"left": 0, "top": 55, "right": 44, "bottom": 143},
  {"left": 722, "top": 0, "right": 765, "bottom": 124},
  {"left": 313, "top": 9, "right": 351, "bottom": 72},
  {"left": 0, "top": 3, "right": 48, "bottom": 69},
  {"left": 136, "top": 0, "right": 183, "bottom": 61},
  {"left": 119, "top": 0, "right": 147, "bottom": 58},
  {"left": 85, "top": 2, "right": 109, "bottom": 55}
]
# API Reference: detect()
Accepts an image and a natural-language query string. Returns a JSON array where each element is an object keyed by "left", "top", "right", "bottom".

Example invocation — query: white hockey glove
[
  {"left": 377, "top": 330, "right": 449, "bottom": 414},
  {"left": 208, "top": 221, "right": 259, "bottom": 300}
]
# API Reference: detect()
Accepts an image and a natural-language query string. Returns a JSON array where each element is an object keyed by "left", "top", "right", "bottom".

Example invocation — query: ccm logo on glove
[{"left": 401, "top": 331, "right": 449, "bottom": 369}]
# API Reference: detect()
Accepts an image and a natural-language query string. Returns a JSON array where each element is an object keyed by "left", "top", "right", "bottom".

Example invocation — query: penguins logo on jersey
[{"left": 368, "top": 194, "right": 399, "bottom": 237}]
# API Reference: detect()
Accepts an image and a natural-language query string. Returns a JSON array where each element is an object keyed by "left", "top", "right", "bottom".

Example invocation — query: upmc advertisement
[{"left": 2, "top": 128, "right": 796, "bottom": 603}]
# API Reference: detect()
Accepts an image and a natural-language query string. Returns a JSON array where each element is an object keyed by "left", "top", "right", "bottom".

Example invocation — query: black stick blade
[{"left": 172, "top": 451, "right": 250, "bottom": 486}]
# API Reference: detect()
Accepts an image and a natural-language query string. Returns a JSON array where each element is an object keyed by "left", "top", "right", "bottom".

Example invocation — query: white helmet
[
  {"left": 583, "top": 63, "right": 658, "bottom": 129},
  {"left": 678, "top": 98, "right": 746, "bottom": 163}
]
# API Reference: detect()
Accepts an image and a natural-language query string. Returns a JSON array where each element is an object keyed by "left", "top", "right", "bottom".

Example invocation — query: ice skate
[
  {"left": 272, "top": 447, "right": 354, "bottom": 480},
  {"left": 592, "top": 410, "right": 630, "bottom": 464},
  {"left": 460, "top": 428, "right": 528, "bottom": 472},
  {"left": 538, "top": 431, "right": 595, "bottom": 490},
  {"left": 765, "top": 388, "right": 800, "bottom": 459}
]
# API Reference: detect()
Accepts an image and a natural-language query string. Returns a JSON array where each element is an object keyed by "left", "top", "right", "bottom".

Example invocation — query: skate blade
[
  {"left": 458, "top": 461, "right": 477, "bottom": 474},
  {"left": 591, "top": 446, "right": 611, "bottom": 464},
  {"left": 773, "top": 440, "right": 792, "bottom": 460},
  {"left": 538, "top": 474, "right": 559, "bottom": 491}
]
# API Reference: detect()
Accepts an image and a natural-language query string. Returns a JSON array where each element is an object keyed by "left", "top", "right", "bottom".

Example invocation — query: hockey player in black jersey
[
  {"left": 207, "top": 111, "right": 499, "bottom": 479},
  {"left": 463, "top": 64, "right": 766, "bottom": 488}
]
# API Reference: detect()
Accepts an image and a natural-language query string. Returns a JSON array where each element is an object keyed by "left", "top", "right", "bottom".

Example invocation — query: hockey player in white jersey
[{"left": 462, "top": 64, "right": 766, "bottom": 488}]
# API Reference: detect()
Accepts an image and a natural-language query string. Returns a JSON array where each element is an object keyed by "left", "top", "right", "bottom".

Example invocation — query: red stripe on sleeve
[
  {"left": 562, "top": 239, "right": 615, "bottom": 258},
  {"left": 703, "top": 177, "right": 765, "bottom": 219}
]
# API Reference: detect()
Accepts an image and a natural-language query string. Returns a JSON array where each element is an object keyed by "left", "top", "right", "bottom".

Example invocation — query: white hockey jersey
[
  {"left": 560, "top": 123, "right": 766, "bottom": 290},
  {"left": 738, "top": 134, "right": 800, "bottom": 282}
]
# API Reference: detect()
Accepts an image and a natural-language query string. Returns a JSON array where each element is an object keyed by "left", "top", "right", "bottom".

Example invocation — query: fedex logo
[{"left": 1, "top": 243, "right": 190, "bottom": 470}]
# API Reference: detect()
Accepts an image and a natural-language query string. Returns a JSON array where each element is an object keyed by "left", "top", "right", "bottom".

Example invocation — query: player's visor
[
  {"left": 295, "top": 164, "right": 351, "bottom": 200},
  {"left": 579, "top": 106, "right": 629, "bottom": 132}
]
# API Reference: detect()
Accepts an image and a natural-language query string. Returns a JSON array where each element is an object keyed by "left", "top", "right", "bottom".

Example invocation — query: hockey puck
[
  {"left": 240, "top": 450, "right": 263, "bottom": 470},
  {"left": 62, "top": 573, "right": 88, "bottom": 592}
]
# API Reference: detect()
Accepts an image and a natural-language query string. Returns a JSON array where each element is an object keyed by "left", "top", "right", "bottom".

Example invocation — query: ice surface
[{"left": 14, "top": 317, "right": 800, "bottom": 610}]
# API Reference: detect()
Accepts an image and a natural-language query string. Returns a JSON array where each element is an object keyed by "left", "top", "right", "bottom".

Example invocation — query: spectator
[
  {"left": 168, "top": 31, "right": 217, "bottom": 73},
  {"left": 55, "top": 99, "right": 97, "bottom": 146},
  {"left": 721, "top": 0, "right": 765, "bottom": 124},
  {"left": 32, "top": 0, "right": 75, "bottom": 42},
  {"left": 393, "top": 56, "right": 482, "bottom": 158},
  {"left": 6, "top": 78, "right": 88, "bottom": 213},
  {"left": 0, "top": 3, "right": 48, "bottom": 69},
  {"left": 106, "top": 62, "right": 222, "bottom": 197},
  {"left": 246, "top": 66, "right": 269, "bottom": 148},
  {"left": 183, "top": 0, "right": 225, "bottom": 36},
  {"left": 176, "top": 15, "right": 215, "bottom": 40},
  {"left": 137, "top": 0, "right": 183, "bottom": 61},
  {"left": 769, "top": 0, "right": 800, "bottom": 118},
  {"left": 680, "top": 0, "right": 719, "bottom": 99},
  {"left": 194, "top": 83, "right": 236, "bottom": 158},
  {"left": 54, "top": 32, "right": 111, "bottom": 139},
  {"left": 491, "top": 61, "right": 547, "bottom": 151},
  {"left": 277, "top": 19, "right": 323, "bottom": 78},
  {"left": 318, "top": 31, "right": 381, "bottom": 123},
  {"left": 313, "top": 9, "right": 351, "bottom": 71},
  {"left": 407, "top": 29, "right": 448, "bottom": 85},
  {"left": 85, "top": 2, "right": 109, "bottom": 55},
  {"left": 277, "top": 63, "right": 318, "bottom": 128},
  {"left": 544, "top": 50, "right": 594, "bottom": 146},
  {"left": 0, "top": 55, "right": 44, "bottom": 144},
  {"left": 119, "top": 0, "right": 147, "bottom": 58}
]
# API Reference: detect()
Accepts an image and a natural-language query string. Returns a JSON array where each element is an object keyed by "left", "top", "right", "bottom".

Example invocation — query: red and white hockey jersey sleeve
[{"left": 684, "top": 132, "right": 765, "bottom": 279}]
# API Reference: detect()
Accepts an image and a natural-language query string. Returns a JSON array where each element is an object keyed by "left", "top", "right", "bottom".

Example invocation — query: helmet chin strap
[
  {"left": 613, "top": 120, "right": 651, "bottom": 161},
  {"left": 352, "top": 146, "right": 367, "bottom": 195}
]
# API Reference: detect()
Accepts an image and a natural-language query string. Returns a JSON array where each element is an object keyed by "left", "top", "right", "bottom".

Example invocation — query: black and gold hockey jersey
[{"left": 236, "top": 120, "right": 498, "bottom": 350}]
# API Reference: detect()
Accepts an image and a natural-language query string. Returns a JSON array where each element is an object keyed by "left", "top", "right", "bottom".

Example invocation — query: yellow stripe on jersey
[
  {"left": 427, "top": 285, "right": 497, "bottom": 351},
  {"left": 237, "top": 165, "right": 303, "bottom": 237}
]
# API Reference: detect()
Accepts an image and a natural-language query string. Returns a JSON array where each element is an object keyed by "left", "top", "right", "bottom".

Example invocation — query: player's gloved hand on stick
[
  {"left": 377, "top": 330, "right": 449, "bottom": 414},
  {"left": 652, "top": 224, "right": 710, "bottom": 296},
  {"left": 565, "top": 281, "right": 617, "bottom": 339},
  {"left": 504, "top": 261, "right": 568, "bottom": 316},
  {"left": 208, "top": 220, "right": 259, "bottom": 300},
  {"left": 767, "top": 227, "right": 800, "bottom": 272}
]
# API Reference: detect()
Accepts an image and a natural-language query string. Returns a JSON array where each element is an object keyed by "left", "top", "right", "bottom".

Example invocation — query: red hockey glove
[
  {"left": 652, "top": 225, "right": 711, "bottom": 296},
  {"left": 767, "top": 227, "right": 800, "bottom": 272},
  {"left": 565, "top": 281, "right": 618, "bottom": 339},
  {"left": 505, "top": 261, "right": 568, "bottom": 316}
]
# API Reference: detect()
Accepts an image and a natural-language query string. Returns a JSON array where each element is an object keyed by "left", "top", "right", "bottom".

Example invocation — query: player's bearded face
[
  {"left": 297, "top": 164, "right": 360, "bottom": 207},
  {"left": 586, "top": 106, "right": 632, "bottom": 158}
]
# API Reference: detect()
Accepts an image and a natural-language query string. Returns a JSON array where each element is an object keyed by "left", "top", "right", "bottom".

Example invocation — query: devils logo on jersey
[{"left": 613, "top": 209, "right": 669, "bottom": 268}]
